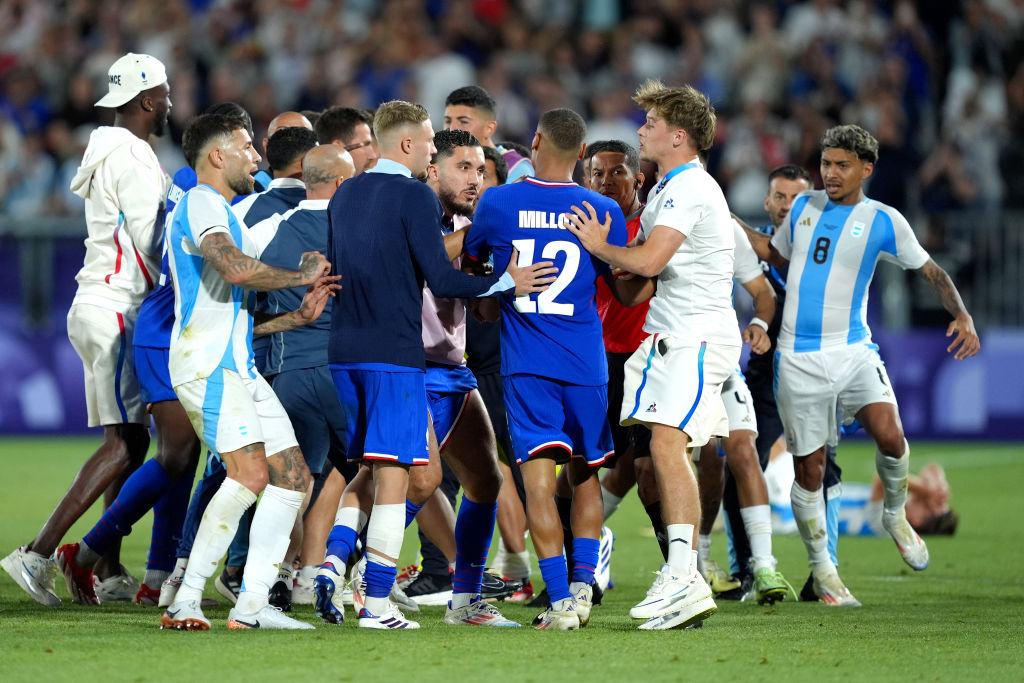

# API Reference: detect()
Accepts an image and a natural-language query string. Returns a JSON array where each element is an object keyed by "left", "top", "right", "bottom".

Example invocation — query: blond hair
[
  {"left": 633, "top": 79, "right": 716, "bottom": 152},
  {"left": 373, "top": 100, "right": 429, "bottom": 143}
]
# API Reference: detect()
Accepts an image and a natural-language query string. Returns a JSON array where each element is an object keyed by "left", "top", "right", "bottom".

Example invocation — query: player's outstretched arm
[
  {"left": 253, "top": 275, "right": 342, "bottom": 336},
  {"left": 200, "top": 232, "right": 330, "bottom": 290},
  {"left": 916, "top": 258, "right": 980, "bottom": 360},
  {"left": 740, "top": 273, "right": 776, "bottom": 354},
  {"left": 565, "top": 201, "right": 681, "bottom": 278},
  {"left": 734, "top": 214, "right": 788, "bottom": 270}
]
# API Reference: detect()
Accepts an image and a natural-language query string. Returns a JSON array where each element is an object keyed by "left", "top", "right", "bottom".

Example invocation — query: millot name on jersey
[{"left": 518, "top": 210, "right": 572, "bottom": 229}]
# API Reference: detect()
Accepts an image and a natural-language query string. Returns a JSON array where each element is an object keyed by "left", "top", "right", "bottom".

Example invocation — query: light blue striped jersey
[
  {"left": 167, "top": 184, "right": 257, "bottom": 386},
  {"left": 771, "top": 190, "right": 929, "bottom": 353}
]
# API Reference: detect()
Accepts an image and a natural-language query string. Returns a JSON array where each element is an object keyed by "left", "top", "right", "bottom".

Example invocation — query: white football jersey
[
  {"left": 167, "top": 185, "right": 258, "bottom": 386},
  {"left": 639, "top": 161, "right": 741, "bottom": 346},
  {"left": 771, "top": 190, "right": 929, "bottom": 353}
]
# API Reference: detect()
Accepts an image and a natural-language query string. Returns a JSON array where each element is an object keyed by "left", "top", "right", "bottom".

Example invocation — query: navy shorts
[
  {"left": 134, "top": 345, "right": 176, "bottom": 406},
  {"left": 503, "top": 374, "right": 613, "bottom": 467},
  {"left": 330, "top": 363, "right": 429, "bottom": 466},
  {"left": 426, "top": 363, "right": 477, "bottom": 449},
  {"left": 272, "top": 366, "right": 349, "bottom": 477}
]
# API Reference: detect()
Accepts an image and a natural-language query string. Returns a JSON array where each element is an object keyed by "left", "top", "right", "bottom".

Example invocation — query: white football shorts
[
  {"left": 776, "top": 342, "right": 898, "bottom": 456},
  {"left": 67, "top": 303, "right": 146, "bottom": 427},
  {"left": 175, "top": 367, "right": 298, "bottom": 457},
  {"left": 621, "top": 334, "right": 739, "bottom": 449}
]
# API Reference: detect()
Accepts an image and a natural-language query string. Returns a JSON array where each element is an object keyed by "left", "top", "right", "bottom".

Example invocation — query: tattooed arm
[
  {"left": 199, "top": 232, "right": 329, "bottom": 290},
  {"left": 253, "top": 276, "right": 342, "bottom": 336},
  {"left": 916, "top": 258, "right": 980, "bottom": 360}
]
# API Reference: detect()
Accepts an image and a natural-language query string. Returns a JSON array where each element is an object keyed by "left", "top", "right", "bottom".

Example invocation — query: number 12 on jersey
[{"left": 512, "top": 238, "right": 579, "bottom": 315}]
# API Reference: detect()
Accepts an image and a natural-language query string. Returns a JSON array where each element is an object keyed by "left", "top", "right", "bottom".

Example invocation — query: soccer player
[
  {"left": 444, "top": 85, "right": 535, "bottom": 182},
  {"left": 160, "top": 112, "right": 336, "bottom": 631},
  {"left": 464, "top": 108, "right": 629, "bottom": 630},
  {"left": 247, "top": 143, "right": 356, "bottom": 612},
  {"left": 689, "top": 218, "right": 790, "bottom": 604},
  {"left": 2, "top": 53, "right": 171, "bottom": 607},
  {"left": 729, "top": 164, "right": 844, "bottom": 602},
  {"left": 322, "top": 100, "right": 554, "bottom": 629},
  {"left": 315, "top": 106, "right": 380, "bottom": 173},
  {"left": 750, "top": 124, "right": 980, "bottom": 605},
  {"left": 566, "top": 80, "right": 740, "bottom": 630}
]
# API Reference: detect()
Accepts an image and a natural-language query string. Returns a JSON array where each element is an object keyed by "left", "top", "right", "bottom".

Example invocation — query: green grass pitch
[{"left": 0, "top": 438, "right": 1021, "bottom": 682}]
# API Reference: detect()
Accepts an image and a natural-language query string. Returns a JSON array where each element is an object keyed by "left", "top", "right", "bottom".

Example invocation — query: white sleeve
[
  {"left": 185, "top": 190, "right": 231, "bottom": 249},
  {"left": 770, "top": 212, "right": 793, "bottom": 259},
  {"left": 113, "top": 148, "right": 166, "bottom": 262},
  {"left": 732, "top": 220, "right": 763, "bottom": 283},
  {"left": 881, "top": 207, "right": 930, "bottom": 270},
  {"left": 250, "top": 213, "right": 286, "bottom": 259}
]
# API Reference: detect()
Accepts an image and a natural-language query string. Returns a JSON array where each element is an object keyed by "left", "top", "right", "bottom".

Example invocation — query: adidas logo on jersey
[
  {"left": 646, "top": 403, "right": 657, "bottom": 413},
  {"left": 800, "top": 217, "right": 812, "bottom": 227}
]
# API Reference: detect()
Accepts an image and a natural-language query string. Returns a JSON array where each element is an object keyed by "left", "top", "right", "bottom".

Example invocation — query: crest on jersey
[{"left": 851, "top": 221, "right": 865, "bottom": 237}]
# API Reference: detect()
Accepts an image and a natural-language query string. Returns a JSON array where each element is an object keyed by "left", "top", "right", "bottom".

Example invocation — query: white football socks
[
  {"left": 876, "top": 440, "right": 910, "bottom": 516},
  {"left": 601, "top": 485, "right": 624, "bottom": 521},
  {"left": 175, "top": 478, "right": 256, "bottom": 605},
  {"left": 236, "top": 484, "right": 305, "bottom": 614},
  {"left": 363, "top": 503, "right": 404, "bottom": 616},
  {"left": 665, "top": 523, "right": 695, "bottom": 576},
  {"left": 791, "top": 482, "right": 833, "bottom": 572},
  {"left": 740, "top": 504, "right": 775, "bottom": 571}
]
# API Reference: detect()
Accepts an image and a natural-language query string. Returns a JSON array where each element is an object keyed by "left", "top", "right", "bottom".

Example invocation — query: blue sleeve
[
  {"left": 462, "top": 197, "right": 491, "bottom": 263},
  {"left": 404, "top": 185, "right": 507, "bottom": 299},
  {"left": 595, "top": 197, "right": 627, "bottom": 277}
]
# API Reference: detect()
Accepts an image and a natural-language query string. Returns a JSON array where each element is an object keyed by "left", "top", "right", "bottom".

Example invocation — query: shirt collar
[
  {"left": 367, "top": 158, "right": 413, "bottom": 177},
  {"left": 267, "top": 177, "right": 306, "bottom": 189},
  {"left": 297, "top": 198, "right": 329, "bottom": 210}
]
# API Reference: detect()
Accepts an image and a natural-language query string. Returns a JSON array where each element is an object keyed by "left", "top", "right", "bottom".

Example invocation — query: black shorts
[{"left": 607, "top": 351, "right": 652, "bottom": 463}]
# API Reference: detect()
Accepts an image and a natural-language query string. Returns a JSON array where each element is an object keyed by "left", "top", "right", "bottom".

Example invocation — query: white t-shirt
[
  {"left": 167, "top": 184, "right": 258, "bottom": 386},
  {"left": 732, "top": 219, "right": 763, "bottom": 284},
  {"left": 639, "top": 162, "right": 741, "bottom": 346}
]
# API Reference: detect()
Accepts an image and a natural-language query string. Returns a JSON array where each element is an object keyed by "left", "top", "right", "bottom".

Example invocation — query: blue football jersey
[{"left": 464, "top": 177, "right": 627, "bottom": 385}]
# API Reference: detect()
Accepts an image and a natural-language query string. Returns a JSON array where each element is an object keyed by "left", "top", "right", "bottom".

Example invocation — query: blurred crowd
[{"left": 1, "top": 0, "right": 1022, "bottom": 223}]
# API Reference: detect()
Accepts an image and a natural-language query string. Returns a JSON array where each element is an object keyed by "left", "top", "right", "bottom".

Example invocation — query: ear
[
  {"left": 484, "top": 119, "right": 497, "bottom": 140},
  {"left": 427, "top": 163, "right": 440, "bottom": 183},
  {"left": 635, "top": 171, "right": 645, "bottom": 188},
  {"left": 208, "top": 145, "right": 225, "bottom": 170},
  {"left": 140, "top": 95, "right": 154, "bottom": 113},
  {"left": 861, "top": 161, "right": 874, "bottom": 181},
  {"left": 577, "top": 142, "right": 586, "bottom": 162},
  {"left": 530, "top": 132, "right": 541, "bottom": 152},
  {"left": 401, "top": 135, "right": 414, "bottom": 155}
]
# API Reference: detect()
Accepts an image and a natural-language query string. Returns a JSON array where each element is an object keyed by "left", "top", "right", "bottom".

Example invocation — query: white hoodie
[{"left": 69, "top": 126, "right": 169, "bottom": 313}]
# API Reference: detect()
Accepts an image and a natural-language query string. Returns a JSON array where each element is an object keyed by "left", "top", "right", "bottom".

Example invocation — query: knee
[
  {"left": 726, "top": 441, "right": 759, "bottom": 478},
  {"left": 156, "top": 436, "right": 201, "bottom": 480},
  {"left": 877, "top": 431, "right": 906, "bottom": 458},
  {"left": 408, "top": 471, "right": 441, "bottom": 504},
  {"left": 235, "top": 464, "right": 269, "bottom": 494}
]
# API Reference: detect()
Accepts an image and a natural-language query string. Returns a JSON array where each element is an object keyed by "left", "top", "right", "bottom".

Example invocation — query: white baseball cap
[{"left": 95, "top": 53, "right": 168, "bottom": 108}]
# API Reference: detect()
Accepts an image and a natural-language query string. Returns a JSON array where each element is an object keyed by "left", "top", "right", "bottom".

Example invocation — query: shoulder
[{"left": 184, "top": 187, "right": 229, "bottom": 221}]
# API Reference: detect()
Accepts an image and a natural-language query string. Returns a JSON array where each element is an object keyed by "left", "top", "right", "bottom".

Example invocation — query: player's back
[
  {"left": 465, "top": 178, "right": 627, "bottom": 386},
  {"left": 257, "top": 201, "right": 332, "bottom": 373}
]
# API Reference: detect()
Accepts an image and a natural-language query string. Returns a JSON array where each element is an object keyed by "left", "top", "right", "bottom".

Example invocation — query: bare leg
[{"left": 30, "top": 423, "right": 150, "bottom": 558}]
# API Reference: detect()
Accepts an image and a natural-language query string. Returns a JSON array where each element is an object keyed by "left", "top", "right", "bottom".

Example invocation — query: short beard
[
  {"left": 227, "top": 171, "right": 255, "bottom": 197},
  {"left": 151, "top": 111, "right": 168, "bottom": 137},
  {"left": 439, "top": 186, "right": 474, "bottom": 218}
]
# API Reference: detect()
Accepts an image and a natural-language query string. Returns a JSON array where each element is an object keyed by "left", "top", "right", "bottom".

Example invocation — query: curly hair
[
  {"left": 633, "top": 79, "right": 716, "bottom": 152},
  {"left": 820, "top": 124, "right": 879, "bottom": 163}
]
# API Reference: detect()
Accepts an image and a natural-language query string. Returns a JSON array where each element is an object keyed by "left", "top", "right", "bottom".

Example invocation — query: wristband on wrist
[{"left": 748, "top": 317, "right": 769, "bottom": 332}]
